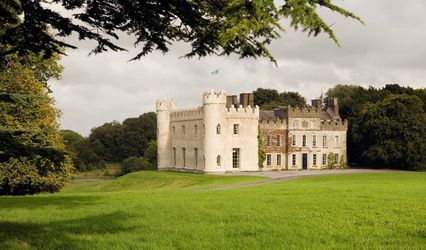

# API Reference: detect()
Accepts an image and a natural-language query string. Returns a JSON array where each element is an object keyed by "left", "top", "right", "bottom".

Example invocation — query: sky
[{"left": 50, "top": 0, "right": 426, "bottom": 136}]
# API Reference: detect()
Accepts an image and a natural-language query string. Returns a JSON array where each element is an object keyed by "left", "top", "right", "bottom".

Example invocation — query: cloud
[{"left": 50, "top": 0, "right": 426, "bottom": 136}]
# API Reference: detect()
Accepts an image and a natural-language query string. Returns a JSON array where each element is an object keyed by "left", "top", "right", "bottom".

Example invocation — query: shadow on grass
[
  {"left": 0, "top": 194, "right": 104, "bottom": 210},
  {"left": 0, "top": 211, "right": 138, "bottom": 249}
]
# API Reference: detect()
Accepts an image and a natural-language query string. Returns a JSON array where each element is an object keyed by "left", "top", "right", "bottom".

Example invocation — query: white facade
[{"left": 157, "top": 90, "right": 259, "bottom": 173}]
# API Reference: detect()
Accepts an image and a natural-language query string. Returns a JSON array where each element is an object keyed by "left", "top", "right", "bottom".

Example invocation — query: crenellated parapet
[
  {"left": 320, "top": 119, "right": 348, "bottom": 131},
  {"left": 287, "top": 106, "right": 321, "bottom": 118},
  {"left": 226, "top": 105, "right": 259, "bottom": 119},
  {"left": 156, "top": 99, "right": 177, "bottom": 111},
  {"left": 170, "top": 106, "right": 203, "bottom": 121},
  {"left": 203, "top": 89, "right": 227, "bottom": 105}
]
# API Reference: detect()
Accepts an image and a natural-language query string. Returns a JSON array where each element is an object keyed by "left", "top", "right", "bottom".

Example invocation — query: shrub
[
  {"left": 121, "top": 156, "right": 152, "bottom": 174},
  {"left": 0, "top": 156, "right": 72, "bottom": 195},
  {"left": 327, "top": 153, "right": 336, "bottom": 169}
]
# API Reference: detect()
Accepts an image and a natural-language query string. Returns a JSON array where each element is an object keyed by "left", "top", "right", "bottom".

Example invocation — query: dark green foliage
[
  {"left": 0, "top": 0, "right": 361, "bottom": 63},
  {"left": 257, "top": 128, "right": 266, "bottom": 169},
  {"left": 121, "top": 156, "right": 152, "bottom": 174},
  {"left": 355, "top": 95, "right": 426, "bottom": 170},
  {"left": 88, "top": 112, "right": 157, "bottom": 163},
  {"left": 254, "top": 88, "right": 307, "bottom": 109},
  {"left": 61, "top": 130, "right": 104, "bottom": 171},
  {"left": 327, "top": 84, "right": 426, "bottom": 170},
  {"left": 143, "top": 140, "right": 158, "bottom": 168}
]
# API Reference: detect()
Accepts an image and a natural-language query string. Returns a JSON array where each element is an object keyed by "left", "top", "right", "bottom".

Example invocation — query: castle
[{"left": 156, "top": 90, "right": 347, "bottom": 172}]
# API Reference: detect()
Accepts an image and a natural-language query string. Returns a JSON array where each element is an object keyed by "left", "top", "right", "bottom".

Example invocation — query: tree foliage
[
  {"left": 88, "top": 112, "right": 157, "bottom": 163},
  {"left": 61, "top": 129, "right": 104, "bottom": 171},
  {"left": 0, "top": 59, "right": 72, "bottom": 195},
  {"left": 254, "top": 87, "right": 306, "bottom": 109},
  {"left": 0, "top": 0, "right": 362, "bottom": 63},
  {"left": 327, "top": 84, "right": 426, "bottom": 170}
]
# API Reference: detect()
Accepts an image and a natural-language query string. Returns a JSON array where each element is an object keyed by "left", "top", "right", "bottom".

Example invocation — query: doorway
[{"left": 302, "top": 153, "right": 308, "bottom": 170}]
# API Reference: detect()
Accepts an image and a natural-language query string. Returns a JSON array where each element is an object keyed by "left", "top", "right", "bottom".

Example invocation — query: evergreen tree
[{"left": 0, "top": 56, "right": 72, "bottom": 195}]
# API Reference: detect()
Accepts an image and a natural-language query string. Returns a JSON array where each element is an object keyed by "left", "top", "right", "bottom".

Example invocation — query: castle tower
[
  {"left": 156, "top": 99, "right": 176, "bottom": 169},
  {"left": 202, "top": 90, "right": 227, "bottom": 172}
]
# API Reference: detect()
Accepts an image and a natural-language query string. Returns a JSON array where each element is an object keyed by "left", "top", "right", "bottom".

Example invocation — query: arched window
[
  {"left": 216, "top": 124, "right": 221, "bottom": 134},
  {"left": 217, "top": 155, "right": 221, "bottom": 166}
]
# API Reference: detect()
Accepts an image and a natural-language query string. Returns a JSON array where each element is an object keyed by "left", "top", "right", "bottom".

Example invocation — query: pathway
[{"left": 193, "top": 168, "right": 405, "bottom": 191}]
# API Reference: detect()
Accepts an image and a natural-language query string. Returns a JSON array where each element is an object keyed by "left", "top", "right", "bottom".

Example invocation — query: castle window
[
  {"left": 173, "top": 147, "right": 176, "bottom": 166},
  {"left": 266, "top": 135, "right": 271, "bottom": 147},
  {"left": 194, "top": 148, "right": 198, "bottom": 167},
  {"left": 233, "top": 124, "right": 239, "bottom": 135},
  {"left": 216, "top": 124, "right": 221, "bottom": 134},
  {"left": 334, "top": 154, "right": 339, "bottom": 163},
  {"left": 172, "top": 126, "right": 176, "bottom": 136},
  {"left": 292, "top": 154, "right": 296, "bottom": 166},
  {"left": 194, "top": 125, "right": 198, "bottom": 136},
  {"left": 182, "top": 125, "right": 185, "bottom": 135},
  {"left": 313, "top": 135, "right": 317, "bottom": 147},
  {"left": 302, "top": 135, "right": 306, "bottom": 147},
  {"left": 217, "top": 155, "right": 221, "bottom": 166},
  {"left": 182, "top": 148, "right": 186, "bottom": 167},
  {"left": 232, "top": 148, "right": 240, "bottom": 168},
  {"left": 335, "top": 135, "right": 339, "bottom": 147},
  {"left": 323, "top": 135, "right": 327, "bottom": 147},
  {"left": 322, "top": 154, "right": 327, "bottom": 165},
  {"left": 313, "top": 154, "right": 317, "bottom": 166},
  {"left": 277, "top": 135, "right": 282, "bottom": 147},
  {"left": 277, "top": 154, "right": 282, "bottom": 166},
  {"left": 293, "top": 120, "right": 298, "bottom": 128},
  {"left": 266, "top": 154, "right": 272, "bottom": 166}
]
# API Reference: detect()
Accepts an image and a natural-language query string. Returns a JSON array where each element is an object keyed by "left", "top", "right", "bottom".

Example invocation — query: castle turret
[
  {"left": 156, "top": 99, "right": 176, "bottom": 169},
  {"left": 202, "top": 90, "right": 227, "bottom": 172}
]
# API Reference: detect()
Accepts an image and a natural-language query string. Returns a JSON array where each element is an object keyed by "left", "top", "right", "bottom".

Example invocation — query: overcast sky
[{"left": 50, "top": 0, "right": 426, "bottom": 136}]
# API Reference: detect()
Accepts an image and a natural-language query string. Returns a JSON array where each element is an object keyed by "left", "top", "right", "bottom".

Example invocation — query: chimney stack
[
  {"left": 326, "top": 97, "right": 339, "bottom": 117},
  {"left": 226, "top": 95, "right": 239, "bottom": 108},
  {"left": 239, "top": 93, "right": 254, "bottom": 107},
  {"left": 311, "top": 99, "right": 322, "bottom": 109}
]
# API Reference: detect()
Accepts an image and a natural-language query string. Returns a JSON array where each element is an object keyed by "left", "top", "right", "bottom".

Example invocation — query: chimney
[
  {"left": 239, "top": 93, "right": 254, "bottom": 107},
  {"left": 226, "top": 95, "right": 239, "bottom": 108},
  {"left": 311, "top": 99, "right": 322, "bottom": 109},
  {"left": 327, "top": 97, "right": 339, "bottom": 117}
]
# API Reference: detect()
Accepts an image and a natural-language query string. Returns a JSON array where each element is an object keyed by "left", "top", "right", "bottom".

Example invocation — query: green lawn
[{"left": 0, "top": 172, "right": 425, "bottom": 249}]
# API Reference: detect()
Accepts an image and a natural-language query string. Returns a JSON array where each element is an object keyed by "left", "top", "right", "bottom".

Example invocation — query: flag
[{"left": 211, "top": 69, "right": 219, "bottom": 75}]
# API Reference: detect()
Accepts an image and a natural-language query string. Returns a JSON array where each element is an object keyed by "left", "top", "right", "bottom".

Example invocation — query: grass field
[{"left": 0, "top": 171, "right": 425, "bottom": 249}]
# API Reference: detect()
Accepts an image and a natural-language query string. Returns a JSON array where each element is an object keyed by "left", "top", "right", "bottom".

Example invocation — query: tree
[
  {"left": 0, "top": 0, "right": 362, "bottom": 64},
  {"left": 355, "top": 94, "right": 426, "bottom": 170},
  {"left": 121, "top": 156, "right": 151, "bottom": 174},
  {"left": 254, "top": 88, "right": 306, "bottom": 109},
  {"left": 143, "top": 140, "right": 158, "bottom": 168},
  {"left": 61, "top": 130, "right": 103, "bottom": 171},
  {"left": 0, "top": 59, "right": 72, "bottom": 195}
]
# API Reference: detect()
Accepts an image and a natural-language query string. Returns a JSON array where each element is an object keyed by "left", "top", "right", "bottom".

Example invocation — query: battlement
[
  {"left": 226, "top": 105, "right": 259, "bottom": 119},
  {"left": 170, "top": 106, "right": 203, "bottom": 121},
  {"left": 320, "top": 119, "right": 348, "bottom": 131},
  {"left": 287, "top": 106, "right": 321, "bottom": 118},
  {"left": 156, "top": 99, "right": 176, "bottom": 111},
  {"left": 202, "top": 89, "right": 227, "bottom": 104}
]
